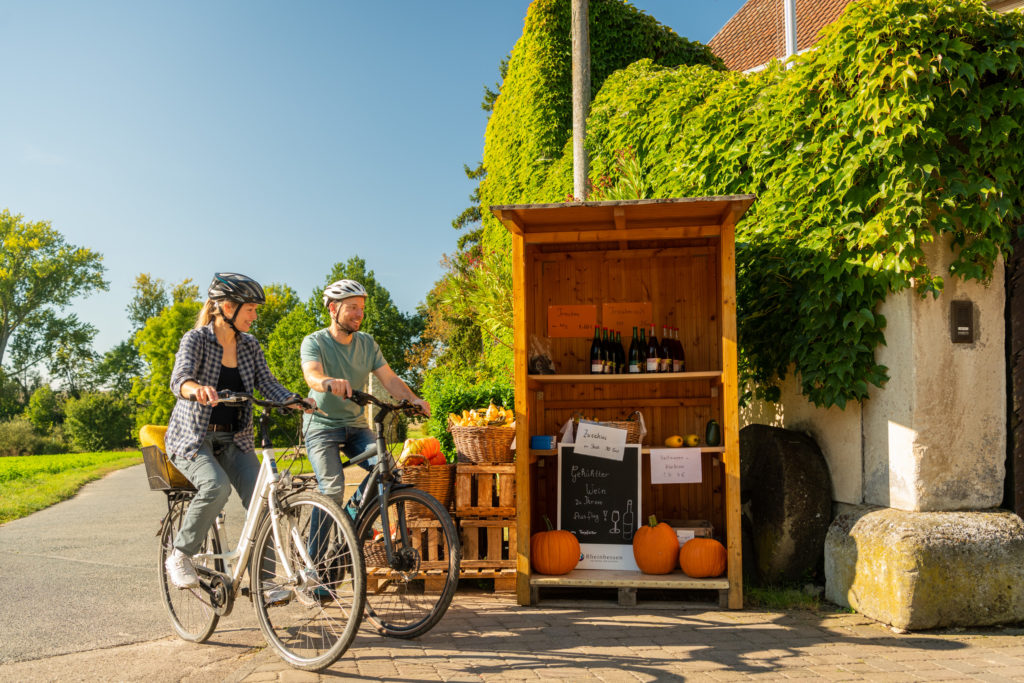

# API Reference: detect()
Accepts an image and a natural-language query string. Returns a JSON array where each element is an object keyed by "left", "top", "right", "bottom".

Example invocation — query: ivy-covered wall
[
  {"left": 479, "top": 0, "right": 1024, "bottom": 409},
  {"left": 474, "top": 0, "right": 722, "bottom": 371}
]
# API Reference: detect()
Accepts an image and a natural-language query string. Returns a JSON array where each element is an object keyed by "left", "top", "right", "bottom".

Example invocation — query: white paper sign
[
  {"left": 650, "top": 448, "right": 702, "bottom": 484},
  {"left": 573, "top": 421, "right": 628, "bottom": 460},
  {"left": 578, "top": 543, "right": 640, "bottom": 571}
]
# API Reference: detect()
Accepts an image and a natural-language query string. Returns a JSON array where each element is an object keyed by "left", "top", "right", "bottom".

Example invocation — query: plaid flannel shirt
[{"left": 166, "top": 323, "right": 298, "bottom": 460}]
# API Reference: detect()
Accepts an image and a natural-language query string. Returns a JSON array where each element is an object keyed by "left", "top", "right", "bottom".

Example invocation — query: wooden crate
[
  {"left": 459, "top": 567, "right": 517, "bottom": 592},
  {"left": 459, "top": 518, "right": 516, "bottom": 570},
  {"left": 364, "top": 518, "right": 451, "bottom": 593},
  {"left": 455, "top": 464, "right": 516, "bottom": 519}
]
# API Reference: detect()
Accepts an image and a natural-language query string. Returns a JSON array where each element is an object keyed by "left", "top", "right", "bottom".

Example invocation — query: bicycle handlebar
[
  {"left": 191, "top": 390, "right": 325, "bottom": 416},
  {"left": 348, "top": 389, "right": 426, "bottom": 419}
]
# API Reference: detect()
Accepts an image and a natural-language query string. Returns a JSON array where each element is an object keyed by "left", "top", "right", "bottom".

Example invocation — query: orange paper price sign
[
  {"left": 602, "top": 302, "right": 651, "bottom": 335},
  {"left": 547, "top": 304, "right": 597, "bottom": 338}
]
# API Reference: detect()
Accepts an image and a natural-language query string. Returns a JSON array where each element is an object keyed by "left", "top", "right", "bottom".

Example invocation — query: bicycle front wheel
[
  {"left": 357, "top": 487, "right": 461, "bottom": 638},
  {"left": 158, "top": 496, "right": 221, "bottom": 643},
  {"left": 250, "top": 491, "right": 365, "bottom": 672}
]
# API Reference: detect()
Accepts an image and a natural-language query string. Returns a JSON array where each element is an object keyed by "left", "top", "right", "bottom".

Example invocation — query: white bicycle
[{"left": 142, "top": 391, "right": 365, "bottom": 672}]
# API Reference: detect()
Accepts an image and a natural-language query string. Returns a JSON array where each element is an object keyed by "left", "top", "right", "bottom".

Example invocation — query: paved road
[{"left": 4, "top": 465, "right": 1024, "bottom": 681}]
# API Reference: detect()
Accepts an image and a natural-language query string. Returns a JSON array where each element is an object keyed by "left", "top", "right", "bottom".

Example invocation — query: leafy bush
[
  {"left": 64, "top": 392, "right": 133, "bottom": 452},
  {"left": 0, "top": 418, "right": 69, "bottom": 457},
  {"left": 422, "top": 376, "right": 514, "bottom": 461},
  {"left": 26, "top": 385, "right": 62, "bottom": 434}
]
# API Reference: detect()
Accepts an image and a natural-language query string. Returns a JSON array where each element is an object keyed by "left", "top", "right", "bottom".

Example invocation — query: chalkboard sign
[{"left": 557, "top": 444, "right": 642, "bottom": 570}]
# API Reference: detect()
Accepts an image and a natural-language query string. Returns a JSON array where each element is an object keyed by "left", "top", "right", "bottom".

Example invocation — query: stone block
[{"left": 825, "top": 506, "right": 1024, "bottom": 630}]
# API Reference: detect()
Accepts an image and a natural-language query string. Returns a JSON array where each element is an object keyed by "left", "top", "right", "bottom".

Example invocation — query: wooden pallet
[
  {"left": 455, "top": 464, "right": 516, "bottom": 518},
  {"left": 458, "top": 518, "right": 516, "bottom": 570},
  {"left": 458, "top": 567, "right": 517, "bottom": 592},
  {"left": 362, "top": 518, "right": 451, "bottom": 574},
  {"left": 365, "top": 567, "right": 451, "bottom": 594}
]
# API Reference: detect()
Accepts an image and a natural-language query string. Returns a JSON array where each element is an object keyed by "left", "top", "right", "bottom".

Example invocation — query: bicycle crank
[{"left": 197, "top": 568, "right": 234, "bottom": 617}]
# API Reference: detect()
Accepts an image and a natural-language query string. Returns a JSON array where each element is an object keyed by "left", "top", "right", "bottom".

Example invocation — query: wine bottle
[
  {"left": 645, "top": 324, "right": 660, "bottom": 373},
  {"left": 589, "top": 325, "right": 603, "bottom": 374},
  {"left": 674, "top": 327, "right": 686, "bottom": 372},
  {"left": 660, "top": 325, "right": 673, "bottom": 373},
  {"left": 615, "top": 330, "right": 626, "bottom": 374},
  {"left": 628, "top": 326, "right": 641, "bottom": 373},
  {"left": 601, "top": 327, "right": 614, "bottom": 374},
  {"left": 638, "top": 326, "right": 648, "bottom": 372}
]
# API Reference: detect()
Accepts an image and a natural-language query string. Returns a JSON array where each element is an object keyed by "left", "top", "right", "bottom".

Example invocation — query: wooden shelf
[
  {"left": 530, "top": 447, "right": 725, "bottom": 457},
  {"left": 530, "top": 568, "right": 728, "bottom": 590},
  {"left": 528, "top": 371, "right": 721, "bottom": 385}
]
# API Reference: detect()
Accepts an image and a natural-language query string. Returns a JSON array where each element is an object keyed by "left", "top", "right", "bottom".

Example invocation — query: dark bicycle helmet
[
  {"left": 208, "top": 272, "right": 266, "bottom": 305},
  {"left": 208, "top": 272, "right": 264, "bottom": 334}
]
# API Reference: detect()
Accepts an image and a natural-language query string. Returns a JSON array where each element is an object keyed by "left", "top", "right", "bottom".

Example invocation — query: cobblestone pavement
[{"left": 6, "top": 592, "right": 1024, "bottom": 682}]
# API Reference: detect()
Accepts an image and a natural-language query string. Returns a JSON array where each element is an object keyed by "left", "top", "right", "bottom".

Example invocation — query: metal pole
[
  {"left": 783, "top": 0, "right": 797, "bottom": 68},
  {"left": 571, "top": 0, "right": 590, "bottom": 199}
]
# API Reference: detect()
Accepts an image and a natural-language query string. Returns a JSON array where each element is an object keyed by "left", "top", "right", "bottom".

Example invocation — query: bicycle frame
[{"left": 189, "top": 410, "right": 313, "bottom": 594}]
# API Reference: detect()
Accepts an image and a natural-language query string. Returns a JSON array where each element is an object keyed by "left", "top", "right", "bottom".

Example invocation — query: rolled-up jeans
[
  {"left": 304, "top": 426, "right": 378, "bottom": 568},
  {"left": 169, "top": 432, "right": 259, "bottom": 556}
]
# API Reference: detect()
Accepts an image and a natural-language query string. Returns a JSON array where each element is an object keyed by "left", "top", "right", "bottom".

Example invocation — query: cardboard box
[{"left": 662, "top": 519, "right": 712, "bottom": 546}]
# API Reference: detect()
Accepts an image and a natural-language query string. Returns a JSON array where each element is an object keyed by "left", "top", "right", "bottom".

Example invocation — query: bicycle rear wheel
[
  {"left": 250, "top": 491, "right": 365, "bottom": 671},
  {"left": 158, "top": 496, "right": 221, "bottom": 643},
  {"left": 356, "top": 487, "right": 460, "bottom": 638}
]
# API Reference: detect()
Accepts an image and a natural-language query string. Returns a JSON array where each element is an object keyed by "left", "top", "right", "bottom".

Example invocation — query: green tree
[
  {"left": 264, "top": 303, "right": 319, "bottom": 395},
  {"left": 250, "top": 283, "right": 299, "bottom": 347},
  {"left": 25, "top": 384, "right": 62, "bottom": 434},
  {"left": 6, "top": 310, "right": 98, "bottom": 397},
  {"left": 172, "top": 278, "right": 200, "bottom": 304},
  {"left": 94, "top": 340, "right": 144, "bottom": 395},
  {"left": 132, "top": 300, "right": 201, "bottom": 429},
  {"left": 64, "top": 392, "right": 133, "bottom": 451},
  {"left": 0, "top": 210, "right": 108, "bottom": 370},
  {"left": 127, "top": 273, "right": 170, "bottom": 331}
]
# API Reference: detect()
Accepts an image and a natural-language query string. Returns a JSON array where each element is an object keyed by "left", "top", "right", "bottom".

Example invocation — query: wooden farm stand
[{"left": 491, "top": 196, "right": 752, "bottom": 608}]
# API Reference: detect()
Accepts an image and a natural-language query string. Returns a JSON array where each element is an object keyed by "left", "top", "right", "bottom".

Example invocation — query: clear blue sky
[{"left": 1, "top": 0, "right": 746, "bottom": 356}]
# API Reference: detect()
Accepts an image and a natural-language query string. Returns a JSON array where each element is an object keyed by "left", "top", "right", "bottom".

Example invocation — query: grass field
[{"left": 0, "top": 452, "right": 143, "bottom": 525}]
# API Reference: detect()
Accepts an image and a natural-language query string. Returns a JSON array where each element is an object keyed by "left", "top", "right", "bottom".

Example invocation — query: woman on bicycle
[{"left": 163, "top": 272, "right": 312, "bottom": 589}]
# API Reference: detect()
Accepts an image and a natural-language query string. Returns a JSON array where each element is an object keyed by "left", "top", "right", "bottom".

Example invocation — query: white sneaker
[{"left": 165, "top": 548, "right": 199, "bottom": 589}]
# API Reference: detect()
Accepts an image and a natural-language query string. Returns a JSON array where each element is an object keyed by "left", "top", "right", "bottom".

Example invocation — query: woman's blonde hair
[{"left": 194, "top": 300, "right": 228, "bottom": 329}]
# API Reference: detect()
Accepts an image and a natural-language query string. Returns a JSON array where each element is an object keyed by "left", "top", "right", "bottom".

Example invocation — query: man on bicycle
[{"left": 300, "top": 279, "right": 430, "bottom": 518}]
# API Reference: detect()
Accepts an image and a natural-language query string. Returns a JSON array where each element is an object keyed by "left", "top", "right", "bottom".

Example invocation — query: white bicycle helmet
[{"left": 322, "top": 279, "right": 367, "bottom": 307}]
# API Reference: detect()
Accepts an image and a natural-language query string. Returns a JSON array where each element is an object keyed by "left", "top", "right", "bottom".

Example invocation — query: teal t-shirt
[{"left": 300, "top": 328, "right": 386, "bottom": 429}]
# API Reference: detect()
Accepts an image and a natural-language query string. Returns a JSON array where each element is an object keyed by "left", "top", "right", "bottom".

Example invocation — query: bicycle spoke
[{"left": 251, "top": 492, "right": 365, "bottom": 672}]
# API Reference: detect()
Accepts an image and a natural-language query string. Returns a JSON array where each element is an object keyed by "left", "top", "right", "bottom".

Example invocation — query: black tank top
[{"left": 209, "top": 365, "right": 244, "bottom": 428}]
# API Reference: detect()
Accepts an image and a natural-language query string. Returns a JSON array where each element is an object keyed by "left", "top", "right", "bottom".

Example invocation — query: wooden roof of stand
[{"left": 490, "top": 195, "right": 755, "bottom": 244}]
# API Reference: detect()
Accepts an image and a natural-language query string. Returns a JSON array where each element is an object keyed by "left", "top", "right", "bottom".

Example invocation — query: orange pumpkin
[
  {"left": 678, "top": 537, "right": 727, "bottom": 578},
  {"left": 632, "top": 515, "right": 679, "bottom": 574},
  {"left": 531, "top": 516, "right": 580, "bottom": 575}
]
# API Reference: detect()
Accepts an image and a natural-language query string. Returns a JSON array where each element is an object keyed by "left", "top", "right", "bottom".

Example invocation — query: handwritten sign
[
  {"left": 650, "top": 448, "right": 703, "bottom": 484},
  {"left": 573, "top": 421, "right": 628, "bottom": 461},
  {"left": 602, "top": 302, "right": 652, "bottom": 337},
  {"left": 547, "top": 304, "right": 597, "bottom": 338},
  {"left": 558, "top": 445, "right": 642, "bottom": 571}
]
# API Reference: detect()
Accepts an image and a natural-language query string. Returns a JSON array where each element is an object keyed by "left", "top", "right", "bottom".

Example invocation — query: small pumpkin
[
  {"left": 679, "top": 537, "right": 727, "bottom": 578},
  {"left": 531, "top": 516, "right": 580, "bottom": 575},
  {"left": 632, "top": 515, "right": 679, "bottom": 574}
]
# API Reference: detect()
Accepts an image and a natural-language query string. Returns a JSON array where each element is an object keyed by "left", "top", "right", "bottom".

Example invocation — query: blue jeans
[
  {"left": 305, "top": 426, "right": 377, "bottom": 570},
  {"left": 169, "top": 432, "right": 259, "bottom": 556},
  {"left": 304, "top": 425, "right": 378, "bottom": 514}
]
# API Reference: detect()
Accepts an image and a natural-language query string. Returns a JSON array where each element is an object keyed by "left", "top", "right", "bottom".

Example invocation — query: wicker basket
[
  {"left": 449, "top": 424, "right": 516, "bottom": 464},
  {"left": 397, "top": 463, "right": 454, "bottom": 518}
]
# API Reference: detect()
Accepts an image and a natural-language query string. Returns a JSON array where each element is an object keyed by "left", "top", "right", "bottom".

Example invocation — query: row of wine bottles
[{"left": 590, "top": 324, "right": 686, "bottom": 374}]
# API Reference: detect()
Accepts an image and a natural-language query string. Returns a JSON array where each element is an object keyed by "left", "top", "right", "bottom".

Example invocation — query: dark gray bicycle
[{"left": 336, "top": 390, "right": 461, "bottom": 638}]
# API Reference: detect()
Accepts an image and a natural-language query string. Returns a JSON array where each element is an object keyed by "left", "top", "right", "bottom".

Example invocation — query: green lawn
[{"left": 0, "top": 452, "right": 143, "bottom": 525}]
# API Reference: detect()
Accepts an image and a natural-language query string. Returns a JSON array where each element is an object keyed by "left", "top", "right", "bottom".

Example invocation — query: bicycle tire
[
  {"left": 250, "top": 491, "right": 365, "bottom": 671},
  {"left": 356, "top": 487, "right": 461, "bottom": 638},
  {"left": 158, "top": 498, "right": 222, "bottom": 643}
]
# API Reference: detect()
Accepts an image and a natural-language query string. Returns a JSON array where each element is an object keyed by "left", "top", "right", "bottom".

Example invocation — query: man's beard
[{"left": 339, "top": 319, "right": 360, "bottom": 335}]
